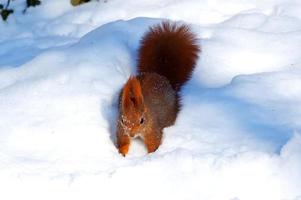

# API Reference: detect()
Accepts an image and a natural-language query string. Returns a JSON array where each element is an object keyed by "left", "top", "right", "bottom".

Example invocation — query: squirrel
[{"left": 116, "top": 21, "right": 200, "bottom": 156}]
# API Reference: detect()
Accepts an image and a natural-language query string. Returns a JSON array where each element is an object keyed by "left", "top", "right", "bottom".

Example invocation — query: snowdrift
[{"left": 0, "top": 0, "right": 301, "bottom": 199}]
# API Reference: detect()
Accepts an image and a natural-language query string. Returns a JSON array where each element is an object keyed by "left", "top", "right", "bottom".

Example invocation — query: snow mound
[{"left": 1, "top": 0, "right": 301, "bottom": 200}]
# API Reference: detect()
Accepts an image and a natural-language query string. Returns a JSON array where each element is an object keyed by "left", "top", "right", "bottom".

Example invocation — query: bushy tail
[{"left": 137, "top": 21, "right": 200, "bottom": 91}]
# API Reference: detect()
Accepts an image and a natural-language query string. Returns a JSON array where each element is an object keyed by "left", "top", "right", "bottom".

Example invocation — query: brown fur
[
  {"left": 116, "top": 21, "right": 200, "bottom": 156},
  {"left": 138, "top": 21, "right": 200, "bottom": 92}
]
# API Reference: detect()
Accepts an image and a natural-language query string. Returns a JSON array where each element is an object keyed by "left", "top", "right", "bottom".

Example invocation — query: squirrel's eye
[{"left": 140, "top": 117, "right": 144, "bottom": 124}]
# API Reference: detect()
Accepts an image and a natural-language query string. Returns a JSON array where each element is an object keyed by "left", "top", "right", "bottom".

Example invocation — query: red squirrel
[{"left": 116, "top": 21, "right": 200, "bottom": 156}]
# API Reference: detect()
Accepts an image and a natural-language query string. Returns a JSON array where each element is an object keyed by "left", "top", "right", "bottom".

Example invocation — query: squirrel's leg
[
  {"left": 117, "top": 130, "right": 130, "bottom": 156},
  {"left": 144, "top": 130, "right": 162, "bottom": 153}
]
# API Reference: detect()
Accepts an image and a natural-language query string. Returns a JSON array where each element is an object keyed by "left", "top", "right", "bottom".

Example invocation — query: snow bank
[{"left": 1, "top": 0, "right": 301, "bottom": 200}]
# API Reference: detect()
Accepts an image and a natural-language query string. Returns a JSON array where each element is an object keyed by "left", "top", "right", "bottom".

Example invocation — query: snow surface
[{"left": 1, "top": 0, "right": 301, "bottom": 199}]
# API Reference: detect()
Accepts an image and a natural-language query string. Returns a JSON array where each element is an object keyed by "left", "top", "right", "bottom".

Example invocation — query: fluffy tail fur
[{"left": 137, "top": 21, "right": 200, "bottom": 91}]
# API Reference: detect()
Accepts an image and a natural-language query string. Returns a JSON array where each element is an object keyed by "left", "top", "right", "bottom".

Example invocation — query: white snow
[{"left": 1, "top": 0, "right": 301, "bottom": 200}]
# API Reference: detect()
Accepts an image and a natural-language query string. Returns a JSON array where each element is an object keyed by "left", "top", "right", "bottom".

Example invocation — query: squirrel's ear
[{"left": 122, "top": 76, "right": 144, "bottom": 110}]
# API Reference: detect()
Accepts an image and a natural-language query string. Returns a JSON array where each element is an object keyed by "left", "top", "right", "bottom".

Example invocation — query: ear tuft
[{"left": 122, "top": 76, "right": 143, "bottom": 110}]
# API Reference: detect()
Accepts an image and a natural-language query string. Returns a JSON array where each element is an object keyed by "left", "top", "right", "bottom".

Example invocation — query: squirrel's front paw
[{"left": 118, "top": 145, "right": 129, "bottom": 157}]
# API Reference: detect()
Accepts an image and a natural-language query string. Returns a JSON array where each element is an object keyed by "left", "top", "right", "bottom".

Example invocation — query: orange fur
[
  {"left": 122, "top": 76, "right": 143, "bottom": 111},
  {"left": 116, "top": 21, "right": 200, "bottom": 156},
  {"left": 117, "top": 131, "right": 130, "bottom": 156}
]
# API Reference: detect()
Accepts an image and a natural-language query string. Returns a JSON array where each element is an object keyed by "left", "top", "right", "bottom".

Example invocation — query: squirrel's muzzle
[{"left": 129, "top": 132, "right": 136, "bottom": 138}]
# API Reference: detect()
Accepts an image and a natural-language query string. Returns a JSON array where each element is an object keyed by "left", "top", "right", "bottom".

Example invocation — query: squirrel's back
[{"left": 137, "top": 21, "right": 200, "bottom": 91}]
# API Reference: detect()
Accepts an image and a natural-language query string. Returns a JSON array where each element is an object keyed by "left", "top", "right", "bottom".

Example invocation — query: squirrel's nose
[{"left": 129, "top": 132, "right": 136, "bottom": 138}]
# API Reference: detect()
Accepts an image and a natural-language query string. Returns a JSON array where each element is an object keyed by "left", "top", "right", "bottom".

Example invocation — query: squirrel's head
[{"left": 119, "top": 76, "right": 147, "bottom": 138}]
